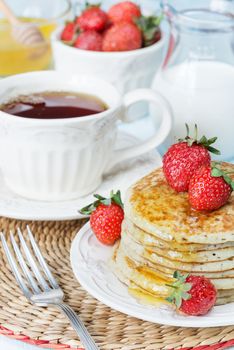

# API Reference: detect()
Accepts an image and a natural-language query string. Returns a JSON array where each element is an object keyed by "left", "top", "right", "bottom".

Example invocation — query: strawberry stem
[
  {"left": 194, "top": 124, "right": 198, "bottom": 141},
  {"left": 185, "top": 123, "right": 189, "bottom": 138},
  {"left": 79, "top": 190, "right": 123, "bottom": 215},
  {"left": 178, "top": 124, "right": 220, "bottom": 155},
  {"left": 85, "top": 2, "right": 101, "bottom": 9}
]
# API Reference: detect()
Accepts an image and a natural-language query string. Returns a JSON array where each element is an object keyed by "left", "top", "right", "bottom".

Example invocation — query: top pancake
[{"left": 125, "top": 163, "right": 234, "bottom": 244}]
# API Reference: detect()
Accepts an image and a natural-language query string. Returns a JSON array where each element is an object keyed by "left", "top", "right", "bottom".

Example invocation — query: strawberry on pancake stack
[{"left": 110, "top": 125, "right": 234, "bottom": 315}]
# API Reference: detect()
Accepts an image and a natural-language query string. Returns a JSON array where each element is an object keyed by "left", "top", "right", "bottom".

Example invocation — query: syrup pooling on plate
[{"left": 0, "top": 91, "right": 108, "bottom": 119}]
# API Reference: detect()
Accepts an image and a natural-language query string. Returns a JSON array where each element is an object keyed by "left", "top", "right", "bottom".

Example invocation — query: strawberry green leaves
[
  {"left": 110, "top": 190, "right": 124, "bottom": 208},
  {"left": 80, "top": 190, "right": 123, "bottom": 215},
  {"left": 136, "top": 14, "right": 163, "bottom": 47},
  {"left": 198, "top": 136, "right": 220, "bottom": 155},
  {"left": 179, "top": 124, "right": 220, "bottom": 155},
  {"left": 166, "top": 272, "right": 217, "bottom": 315},
  {"left": 166, "top": 271, "right": 191, "bottom": 308},
  {"left": 211, "top": 163, "right": 234, "bottom": 190}
]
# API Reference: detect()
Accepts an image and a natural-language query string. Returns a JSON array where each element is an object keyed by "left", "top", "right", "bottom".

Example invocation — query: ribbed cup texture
[{"left": 1, "top": 136, "right": 114, "bottom": 201}]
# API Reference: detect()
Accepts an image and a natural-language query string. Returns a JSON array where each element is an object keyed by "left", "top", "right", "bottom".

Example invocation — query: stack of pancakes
[{"left": 111, "top": 164, "right": 234, "bottom": 306}]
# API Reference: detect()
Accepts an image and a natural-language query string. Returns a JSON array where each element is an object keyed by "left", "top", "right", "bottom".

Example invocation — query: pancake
[
  {"left": 124, "top": 219, "right": 234, "bottom": 252},
  {"left": 120, "top": 229, "right": 234, "bottom": 272},
  {"left": 124, "top": 163, "right": 234, "bottom": 244},
  {"left": 218, "top": 289, "right": 234, "bottom": 297},
  {"left": 111, "top": 248, "right": 234, "bottom": 306},
  {"left": 123, "top": 220, "right": 234, "bottom": 263},
  {"left": 111, "top": 247, "right": 172, "bottom": 296},
  {"left": 122, "top": 244, "right": 234, "bottom": 279},
  {"left": 128, "top": 283, "right": 234, "bottom": 306},
  {"left": 111, "top": 163, "right": 234, "bottom": 307},
  {"left": 114, "top": 243, "right": 234, "bottom": 290}
]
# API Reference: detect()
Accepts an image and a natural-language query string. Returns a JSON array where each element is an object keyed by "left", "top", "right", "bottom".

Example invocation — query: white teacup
[{"left": 0, "top": 71, "right": 172, "bottom": 201}]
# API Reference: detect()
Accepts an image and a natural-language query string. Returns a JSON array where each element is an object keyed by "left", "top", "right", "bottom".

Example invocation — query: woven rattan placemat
[{"left": 0, "top": 217, "right": 234, "bottom": 350}]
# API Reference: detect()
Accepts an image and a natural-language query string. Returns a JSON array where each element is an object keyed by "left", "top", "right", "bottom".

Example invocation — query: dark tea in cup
[{"left": 0, "top": 91, "right": 107, "bottom": 119}]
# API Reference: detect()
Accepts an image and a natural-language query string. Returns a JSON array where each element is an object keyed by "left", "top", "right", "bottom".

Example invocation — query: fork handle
[{"left": 55, "top": 303, "right": 99, "bottom": 350}]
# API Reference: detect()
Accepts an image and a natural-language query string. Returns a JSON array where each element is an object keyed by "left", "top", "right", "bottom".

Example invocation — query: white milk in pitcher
[{"left": 152, "top": 61, "right": 234, "bottom": 160}]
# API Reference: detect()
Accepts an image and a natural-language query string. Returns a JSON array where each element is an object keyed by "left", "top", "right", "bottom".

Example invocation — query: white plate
[
  {"left": 71, "top": 222, "right": 234, "bottom": 328},
  {"left": 0, "top": 131, "right": 161, "bottom": 221}
]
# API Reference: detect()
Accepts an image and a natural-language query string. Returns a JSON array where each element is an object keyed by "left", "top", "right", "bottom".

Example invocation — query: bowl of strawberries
[{"left": 51, "top": 1, "right": 165, "bottom": 95}]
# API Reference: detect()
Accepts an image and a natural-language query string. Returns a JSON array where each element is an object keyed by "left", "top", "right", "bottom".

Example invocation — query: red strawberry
[
  {"left": 188, "top": 163, "right": 233, "bottom": 211},
  {"left": 108, "top": 1, "right": 141, "bottom": 24},
  {"left": 76, "top": 6, "right": 108, "bottom": 32},
  {"left": 61, "top": 22, "right": 77, "bottom": 42},
  {"left": 163, "top": 124, "right": 220, "bottom": 192},
  {"left": 167, "top": 271, "right": 217, "bottom": 316},
  {"left": 80, "top": 191, "right": 124, "bottom": 245},
  {"left": 74, "top": 31, "right": 103, "bottom": 51},
  {"left": 102, "top": 22, "right": 142, "bottom": 52}
]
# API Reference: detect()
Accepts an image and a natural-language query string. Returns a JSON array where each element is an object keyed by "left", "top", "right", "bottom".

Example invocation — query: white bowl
[{"left": 51, "top": 27, "right": 166, "bottom": 95}]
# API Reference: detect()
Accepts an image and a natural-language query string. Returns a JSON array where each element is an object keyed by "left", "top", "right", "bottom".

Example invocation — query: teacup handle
[{"left": 105, "top": 88, "right": 173, "bottom": 172}]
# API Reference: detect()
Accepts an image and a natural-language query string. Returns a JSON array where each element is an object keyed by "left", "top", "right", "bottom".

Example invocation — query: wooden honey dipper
[{"left": 0, "top": 0, "right": 46, "bottom": 48}]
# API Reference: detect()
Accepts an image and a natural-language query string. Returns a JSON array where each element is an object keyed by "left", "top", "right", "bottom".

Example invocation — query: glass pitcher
[{"left": 152, "top": 0, "right": 234, "bottom": 160}]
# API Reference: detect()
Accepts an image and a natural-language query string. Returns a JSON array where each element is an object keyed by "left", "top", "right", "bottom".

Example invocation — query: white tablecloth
[{"left": 0, "top": 336, "right": 42, "bottom": 350}]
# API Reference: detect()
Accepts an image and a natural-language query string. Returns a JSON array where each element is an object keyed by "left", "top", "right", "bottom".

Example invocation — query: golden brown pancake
[
  {"left": 111, "top": 163, "right": 234, "bottom": 306},
  {"left": 123, "top": 219, "right": 234, "bottom": 252},
  {"left": 124, "top": 219, "right": 234, "bottom": 262},
  {"left": 124, "top": 163, "right": 234, "bottom": 244},
  {"left": 113, "top": 240, "right": 234, "bottom": 289},
  {"left": 121, "top": 229, "right": 234, "bottom": 272}
]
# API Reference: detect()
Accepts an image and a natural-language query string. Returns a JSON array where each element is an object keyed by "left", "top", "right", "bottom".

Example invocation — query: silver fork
[{"left": 0, "top": 226, "right": 99, "bottom": 350}]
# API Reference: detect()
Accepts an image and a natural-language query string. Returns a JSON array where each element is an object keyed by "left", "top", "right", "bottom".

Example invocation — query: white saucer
[
  {"left": 70, "top": 222, "right": 234, "bottom": 328},
  {"left": 0, "top": 131, "right": 161, "bottom": 221}
]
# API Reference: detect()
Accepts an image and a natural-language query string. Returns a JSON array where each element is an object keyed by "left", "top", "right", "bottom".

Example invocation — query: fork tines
[{"left": 0, "top": 226, "right": 59, "bottom": 298}]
